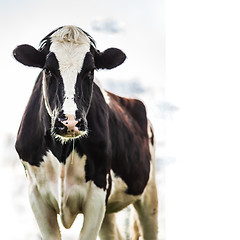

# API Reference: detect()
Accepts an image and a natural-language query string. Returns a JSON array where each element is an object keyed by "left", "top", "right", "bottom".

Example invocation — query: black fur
[
  {"left": 94, "top": 48, "right": 126, "bottom": 69},
  {"left": 13, "top": 44, "right": 45, "bottom": 68}
]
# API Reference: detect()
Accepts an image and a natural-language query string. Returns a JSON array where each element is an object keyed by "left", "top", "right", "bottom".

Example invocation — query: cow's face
[
  {"left": 42, "top": 29, "right": 95, "bottom": 140},
  {"left": 13, "top": 26, "right": 126, "bottom": 141}
]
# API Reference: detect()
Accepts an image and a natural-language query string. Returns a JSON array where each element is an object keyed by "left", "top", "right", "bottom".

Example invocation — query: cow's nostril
[
  {"left": 76, "top": 119, "right": 86, "bottom": 131},
  {"left": 58, "top": 116, "right": 68, "bottom": 122},
  {"left": 54, "top": 119, "right": 67, "bottom": 134}
]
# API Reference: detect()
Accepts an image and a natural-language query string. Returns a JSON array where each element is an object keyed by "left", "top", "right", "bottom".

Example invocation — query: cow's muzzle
[{"left": 54, "top": 114, "right": 87, "bottom": 139}]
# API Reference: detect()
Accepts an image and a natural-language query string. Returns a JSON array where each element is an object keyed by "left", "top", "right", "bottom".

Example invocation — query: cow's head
[{"left": 13, "top": 26, "right": 126, "bottom": 141}]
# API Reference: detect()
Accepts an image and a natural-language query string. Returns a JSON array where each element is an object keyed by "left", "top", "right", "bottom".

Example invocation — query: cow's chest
[
  {"left": 23, "top": 151, "right": 90, "bottom": 215},
  {"left": 23, "top": 150, "right": 140, "bottom": 221}
]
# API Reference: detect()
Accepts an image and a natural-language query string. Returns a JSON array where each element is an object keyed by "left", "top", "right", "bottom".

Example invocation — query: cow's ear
[
  {"left": 94, "top": 48, "right": 126, "bottom": 70},
  {"left": 13, "top": 44, "right": 46, "bottom": 68}
]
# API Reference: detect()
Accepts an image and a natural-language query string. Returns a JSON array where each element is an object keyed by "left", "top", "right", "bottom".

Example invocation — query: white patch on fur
[
  {"left": 22, "top": 153, "right": 61, "bottom": 212},
  {"left": 79, "top": 182, "right": 106, "bottom": 239},
  {"left": 107, "top": 170, "right": 141, "bottom": 213},
  {"left": 94, "top": 78, "right": 111, "bottom": 104},
  {"left": 50, "top": 26, "right": 91, "bottom": 115},
  {"left": 106, "top": 173, "right": 110, "bottom": 190},
  {"left": 147, "top": 120, "right": 156, "bottom": 180},
  {"left": 42, "top": 71, "right": 54, "bottom": 117},
  {"left": 60, "top": 152, "right": 88, "bottom": 228},
  {"left": 101, "top": 89, "right": 111, "bottom": 104}
]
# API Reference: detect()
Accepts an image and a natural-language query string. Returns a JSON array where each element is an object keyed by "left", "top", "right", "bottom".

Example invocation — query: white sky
[{"left": 1, "top": 0, "right": 240, "bottom": 240}]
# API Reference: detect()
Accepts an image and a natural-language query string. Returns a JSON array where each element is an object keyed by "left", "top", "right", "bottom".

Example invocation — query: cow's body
[{"left": 14, "top": 26, "right": 158, "bottom": 240}]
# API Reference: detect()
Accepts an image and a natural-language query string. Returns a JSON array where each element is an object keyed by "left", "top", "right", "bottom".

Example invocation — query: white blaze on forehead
[{"left": 50, "top": 26, "right": 91, "bottom": 115}]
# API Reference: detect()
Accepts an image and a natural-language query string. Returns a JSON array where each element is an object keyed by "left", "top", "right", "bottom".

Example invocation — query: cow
[{"left": 13, "top": 25, "right": 158, "bottom": 240}]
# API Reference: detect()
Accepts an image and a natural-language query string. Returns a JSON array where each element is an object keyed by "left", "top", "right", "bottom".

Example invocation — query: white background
[{"left": 166, "top": 1, "right": 240, "bottom": 239}]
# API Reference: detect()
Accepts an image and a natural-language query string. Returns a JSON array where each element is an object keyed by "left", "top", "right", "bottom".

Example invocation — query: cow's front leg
[
  {"left": 79, "top": 182, "right": 106, "bottom": 240},
  {"left": 29, "top": 184, "right": 61, "bottom": 240}
]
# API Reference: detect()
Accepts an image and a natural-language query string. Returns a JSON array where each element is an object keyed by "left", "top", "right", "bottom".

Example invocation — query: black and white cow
[{"left": 13, "top": 25, "right": 158, "bottom": 240}]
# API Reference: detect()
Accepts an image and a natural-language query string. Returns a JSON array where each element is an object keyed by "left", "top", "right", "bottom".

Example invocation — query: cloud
[{"left": 91, "top": 18, "right": 125, "bottom": 34}]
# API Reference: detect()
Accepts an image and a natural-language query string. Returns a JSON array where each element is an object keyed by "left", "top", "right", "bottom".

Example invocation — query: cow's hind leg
[
  {"left": 130, "top": 208, "right": 141, "bottom": 240},
  {"left": 99, "top": 213, "right": 124, "bottom": 240},
  {"left": 29, "top": 185, "right": 61, "bottom": 240},
  {"left": 131, "top": 123, "right": 158, "bottom": 240},
  {"left": 132, "top": 181, "right": 158, "bottom": 240}
]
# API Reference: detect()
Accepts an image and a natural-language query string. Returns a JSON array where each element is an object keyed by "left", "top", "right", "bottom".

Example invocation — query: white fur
[
  {"left": 94, "top": 78, "right": 111, "bottom": 104},
  {"left": 106, "top": 170, "right": 141, "bottom": 213},
  {"left": 100, "top": 88, "right": 111, "bottom": 105},
  {"left": 50, "top": 26, "right": 91, "bottom": 116},
  {"left": 99, "top": 213, "right": 124, "bottom": 240},
  {"left": 42, "top": 71, "right": 54, "bottom": 117},
  {"left": 79, "top": 182, "right": 106, "bottom": 240},
  {"left": 23, "top": 150, "right": 107, "bottom": 239}
]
